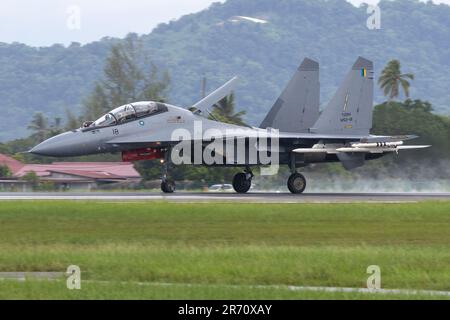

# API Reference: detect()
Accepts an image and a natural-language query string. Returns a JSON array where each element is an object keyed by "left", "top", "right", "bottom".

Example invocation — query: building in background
[{"left": 0, "top": 154, "right": 141, "bottom": 191}]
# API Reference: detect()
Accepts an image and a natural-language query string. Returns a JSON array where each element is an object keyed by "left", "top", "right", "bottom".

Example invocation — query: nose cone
[
  {"left": 29, "top": 131, "right": 93, "bottom": 157},
  {"left": 29, "top": 132, "right": 73, "bottom": 157}
]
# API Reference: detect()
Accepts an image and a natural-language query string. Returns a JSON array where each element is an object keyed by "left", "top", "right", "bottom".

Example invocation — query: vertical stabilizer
[
  {"left": 312, "top": 57, "right": 374, "bottom": 135},
  {"left": 260, "top": 58, "right": 320, "bottom": 133}
]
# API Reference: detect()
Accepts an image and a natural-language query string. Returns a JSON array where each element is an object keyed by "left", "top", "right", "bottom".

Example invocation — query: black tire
[
  {"left": 287, "top": 173, "right": 306, "bottom": 194},
  {"left": 232, "top": 173, "right": 252, "bottom": 194},
  {"left": 161, "top": 180, "right": 176, "bottom": 193}
]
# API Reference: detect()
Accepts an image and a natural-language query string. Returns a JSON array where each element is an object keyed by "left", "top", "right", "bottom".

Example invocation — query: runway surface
[{"left": 0, "top": 192, "right": 449, "bottom": 203}]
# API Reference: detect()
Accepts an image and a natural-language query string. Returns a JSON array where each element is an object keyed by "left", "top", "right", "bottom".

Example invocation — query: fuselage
[{"left": 29, "top": 101, "right": 383, "bottom": 167}]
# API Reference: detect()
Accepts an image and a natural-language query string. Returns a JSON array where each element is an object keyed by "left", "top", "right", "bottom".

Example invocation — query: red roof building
[{"left": 0, "top": 154, "right": 141, "bottom": 191}]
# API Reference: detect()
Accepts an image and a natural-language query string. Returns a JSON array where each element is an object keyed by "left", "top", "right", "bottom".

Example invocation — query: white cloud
[{"left": 0, "top": 0, "right": 448, "bottom": 46}]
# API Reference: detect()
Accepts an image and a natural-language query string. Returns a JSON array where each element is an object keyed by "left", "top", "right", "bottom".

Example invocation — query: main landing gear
[
  {"left": 287, "top": 153, "right": 307, "bottom": 194},
  {"left": 232, "top": 168, "right": 254, "bottom": 194},
  {"left": 287, "top": 172, "right": 306, "bottom": 194}
]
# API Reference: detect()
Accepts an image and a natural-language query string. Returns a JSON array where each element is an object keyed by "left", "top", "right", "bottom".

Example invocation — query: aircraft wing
[
  {"left": 359, "top": 135, "right": 419, "bottom": 143},
  {"left": 106, "top": 128, "right": 429, "bottom": 154}
]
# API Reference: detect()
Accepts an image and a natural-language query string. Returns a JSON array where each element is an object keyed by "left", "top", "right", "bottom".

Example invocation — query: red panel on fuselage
[{"left": 122, "top": 148, "right": 164, "bottom": 162}]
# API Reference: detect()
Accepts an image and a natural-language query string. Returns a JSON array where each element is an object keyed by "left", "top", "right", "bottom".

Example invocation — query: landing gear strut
[
  {"left": 232, "top": 168, "right": 253, "bottom": 194},
  {"left": 161, "top": 149, "right": 175, "bottom": 194}
]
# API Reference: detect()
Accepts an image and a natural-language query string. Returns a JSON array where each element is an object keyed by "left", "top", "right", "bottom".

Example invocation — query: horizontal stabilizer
[
  {"left": 191, "top": 77, "right": 239, "bottom": 117},
  {"left": 361, "top": 135, "right": 419, "bottom": 143}
]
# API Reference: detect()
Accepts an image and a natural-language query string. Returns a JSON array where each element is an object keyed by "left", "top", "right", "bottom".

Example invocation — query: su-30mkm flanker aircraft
[{"left": 30, "top": 57, "right": 429, "bottom": 194}]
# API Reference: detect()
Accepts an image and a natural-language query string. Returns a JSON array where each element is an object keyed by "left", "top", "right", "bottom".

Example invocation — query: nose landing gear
[
  {"left": 232, "top": 168, "right": 253, "bottom": 194},
  {"left": 160, "top": 148, "right": 176, "bottom": 194},
  {"left": 161, "top": 179, "right": 176, "bottom": 193}
]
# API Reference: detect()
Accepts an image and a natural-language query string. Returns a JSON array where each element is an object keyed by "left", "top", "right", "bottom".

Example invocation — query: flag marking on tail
[{"left": 361, "top": 68, "right": 367, "bottom": 77}]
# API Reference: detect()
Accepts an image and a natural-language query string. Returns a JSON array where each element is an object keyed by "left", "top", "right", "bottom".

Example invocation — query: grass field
[{"left": 0, "top": 201, "right": 449, "bottom": 299}]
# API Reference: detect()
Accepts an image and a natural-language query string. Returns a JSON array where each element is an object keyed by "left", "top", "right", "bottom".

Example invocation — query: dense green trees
[
  {"left": 372, "top": 99, "right": 450, "bottom": 161},
  {"left": 82, "top": 84, "right": 109, "bottom": 123}
]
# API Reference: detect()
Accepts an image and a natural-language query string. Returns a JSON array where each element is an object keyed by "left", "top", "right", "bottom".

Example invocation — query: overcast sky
[{"left": 0, "top": 0, "right": 449, "bottom": 47}]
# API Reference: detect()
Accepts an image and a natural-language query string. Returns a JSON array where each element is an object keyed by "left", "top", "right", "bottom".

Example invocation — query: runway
[{"left": 0, "top": 192, "right": 449, "bottom": 203}]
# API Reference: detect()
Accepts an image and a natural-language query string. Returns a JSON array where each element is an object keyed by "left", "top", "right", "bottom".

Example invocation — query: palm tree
[
  {"left": 378, "top": 60, "right": 415, "bottom": 101},
  {"left": 28, "top": 113, "right": 49, "bottom": 142},
  {"left": 209, "top": 94, "right": 247, "bottom": 126}
]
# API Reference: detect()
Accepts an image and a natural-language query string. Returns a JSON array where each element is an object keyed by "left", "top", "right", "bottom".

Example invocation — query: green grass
[
  {"left": 2, "top": 280, "right": 449, "bottom": 300},
  {"left": 0, "top": 201, "right": 449, "bottom": 299}
]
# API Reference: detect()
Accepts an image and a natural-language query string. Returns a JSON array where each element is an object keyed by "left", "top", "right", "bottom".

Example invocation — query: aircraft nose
[
  {"left": 29, "top": 134, "right": 67, "bottom": 157},
  {"left": 29, "top": 143, "right": 54, "bottom": 157},
  {"left": 29, "top": 131, "right": 85, "bottom": 157}
]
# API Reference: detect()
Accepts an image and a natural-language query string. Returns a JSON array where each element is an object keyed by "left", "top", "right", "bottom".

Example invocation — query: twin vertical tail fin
[
  {"left": 260, "top": 58, "right": 320, "bottom": 133},
  {"left": 311, "top": 57, "right": 374, "bottom": 136},
  {"left": 311, "top": 57, "right": 374, "bottom": 170}
]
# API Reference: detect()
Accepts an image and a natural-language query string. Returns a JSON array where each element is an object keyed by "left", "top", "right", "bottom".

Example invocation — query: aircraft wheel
[
  {"left": 287, "top": 173, "right": 306, "bottom": 194},
  {"left": 161, "top": 180, "right": 176, "bottom": 193},
  {"left": 232, "top": 173, "right": 252, "bottom": 194}
]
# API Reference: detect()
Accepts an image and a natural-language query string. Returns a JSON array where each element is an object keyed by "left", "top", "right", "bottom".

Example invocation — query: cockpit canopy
[{"left": 91, "top": 102, "right": 168, "bottom": 128}]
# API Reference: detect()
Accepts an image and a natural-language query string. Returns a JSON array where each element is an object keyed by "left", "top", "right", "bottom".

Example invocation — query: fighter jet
[{"left": 30, "top": 57, "right": 430, "bottom": 194}]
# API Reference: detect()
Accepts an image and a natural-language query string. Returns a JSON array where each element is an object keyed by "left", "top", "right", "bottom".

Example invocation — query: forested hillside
[{"left": 0, "top": 0, "right": 449, "bottom": 141}]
